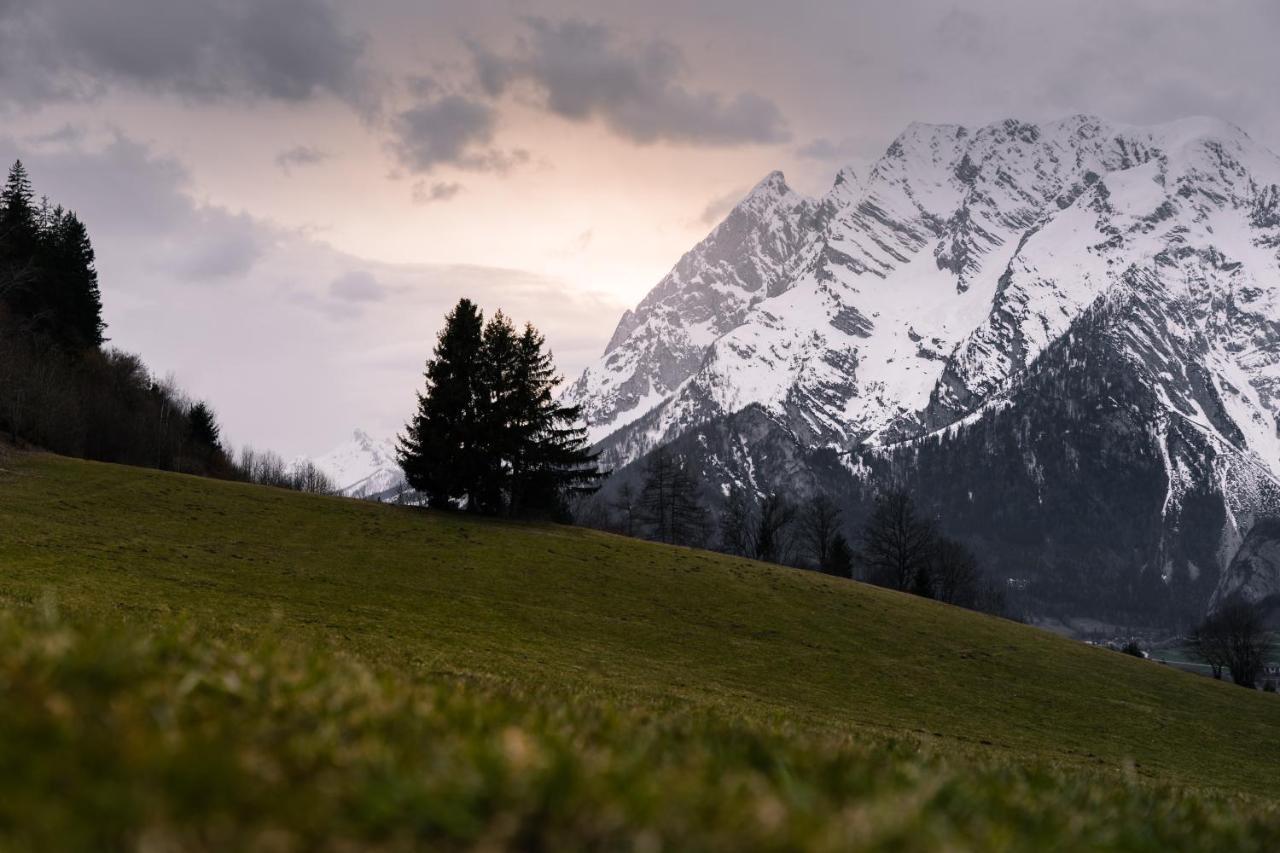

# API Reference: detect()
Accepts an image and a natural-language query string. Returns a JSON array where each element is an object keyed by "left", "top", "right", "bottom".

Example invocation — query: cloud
[
  {"left": 470, "top": 17, "right": 790, "bottom": 147},
  {"left": 796, "top": 137, "right": 868, "bottom": 162},
  {"left": 411, "top": 180, "right": 463, "bottom": 204},
  {"left": 1, "top": 131, "right": 273, "bottom": 284},
  {"left": 0, "top": 0, "right": 375, "bottom": 110},
  {"left": 389, "top": 95, "right": 491, "bottom": 169},
  {"left": 329, "top": 270, "right": 385, "bottom": 303},
  {"left": 275, "top": 144, "right": 329, "bottom": 173},
  {"left": 388, "top": 93, "right": 529, "bottom": 174},
  {"left": 0, "top": 130, "right": 624, "bottom": 457}
]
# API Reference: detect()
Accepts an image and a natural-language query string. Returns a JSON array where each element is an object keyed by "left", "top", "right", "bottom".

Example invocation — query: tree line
[
  {"left": 0, "top": 160, "right": 332, "bottom": 495},
  {"left": 585, "top": 447, "right": 1007, "bottom": 617},
  {"left": 397, "top": 298, "right": 601, "bottom": 518}
]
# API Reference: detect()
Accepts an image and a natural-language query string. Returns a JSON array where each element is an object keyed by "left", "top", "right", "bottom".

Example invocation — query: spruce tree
[
  {"left": 0, "top": 161, "right": 35, "bottom": 236},
  {"left": 825, "top": 534, "right": 855, "bottom": 578},
  {"left": 0, "top": 163, "right": 105, "bottom": 350},
  {"left": 0, "top": 161, "right": 39, "bottom": 321},
  {"left": 475, "top": 311, "right": 522, "bottom": 513},
  {"left": 40, "top": 210, "right": 106, "bottom": 348},
  {"left": 52, "top": 212, "right": 106, "bottom": 347},
  {"left": 188, "top": 402, "right": 222, "bottom": 449},
  {"left": 509, "top": 322, "right": 600, "bottom": 517},
  {"left": 398, "top": 298, "right": 486, "bottom": 509}
]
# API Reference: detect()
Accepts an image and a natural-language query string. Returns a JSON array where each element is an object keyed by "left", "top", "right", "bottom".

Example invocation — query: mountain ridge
[{"left": 568, "top": 113, "right": 1280, "bottom": 627}]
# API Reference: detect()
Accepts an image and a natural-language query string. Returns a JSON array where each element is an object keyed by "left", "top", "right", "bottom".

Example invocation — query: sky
[{"left": 2, "top": 0, "right": 1279, "bottom": 456}]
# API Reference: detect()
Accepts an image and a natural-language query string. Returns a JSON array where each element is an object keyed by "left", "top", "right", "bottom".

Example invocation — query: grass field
[{"left": 1, "top": 451, "right": 1278, "bottom": 850}]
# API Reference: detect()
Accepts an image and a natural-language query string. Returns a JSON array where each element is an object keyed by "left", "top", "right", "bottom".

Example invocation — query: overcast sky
[{"left": 3, "top": 0, "right": 1278, "bottom": 455}]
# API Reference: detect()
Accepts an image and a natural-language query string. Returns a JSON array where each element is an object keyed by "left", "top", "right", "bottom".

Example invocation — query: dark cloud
[
  {"left": 389, "top": 93, "right": 529, "bottom": 174},
  {"left": 0, "top": 132, "right": 271, "bottom": 284},
  {"left": 470, "top": 17, "right": 790, "bottom": 147},
  {"left": 329, "top": 270, "right": 385, "bottom": 303},
  {"left": 411, "top": 180, "right": 463, "bottom": 204},
  {"left": 0, "top": 0, "right": 375, "bottom": 110},
  {"left": 275, "top": 145, "right": 330, "bottom": 173}
]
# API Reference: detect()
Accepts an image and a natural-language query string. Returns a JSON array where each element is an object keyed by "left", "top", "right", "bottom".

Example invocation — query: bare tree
[
  {"left": 932, "top": 538, "right": 981, "bottom": 607},
  {"left": 289, "top": 459, "right": 338, "bottom": 495},
  {"left": 718, "top": 483, "right": 753, "bottom": 556},
  {"left": 669, "top": 459, "right": 709, "bottom": 547},
  {"left": 799, "top": 493, "right": 843, "bottom": 571},
  {"left": 753, "top": 491, "right": 796, "bottom": 564},
  {"left": 859, "top": 489, "right": 936, "bottom": 591},
  {"left": 638, "top": 448, "right": 707, "bottom": 546},
  {"left": 609, "top": 482, "right": 640, "bottom": 537},
  {"left": 1188, "top": 600, "right": 1274, "bottom": 687}
]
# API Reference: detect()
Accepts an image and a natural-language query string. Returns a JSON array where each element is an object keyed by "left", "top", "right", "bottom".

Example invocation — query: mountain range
[{"left": 565, "top": 115, "right": 1280, "bottom": 630}]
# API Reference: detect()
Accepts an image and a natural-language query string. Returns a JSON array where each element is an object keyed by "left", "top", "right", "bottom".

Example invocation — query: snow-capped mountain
[
  {"left": 309, "top": 429, "right": 405, "bottom": 499},
  {"left": 569, "top": 115, "right": 1280, "bottom": 628}
]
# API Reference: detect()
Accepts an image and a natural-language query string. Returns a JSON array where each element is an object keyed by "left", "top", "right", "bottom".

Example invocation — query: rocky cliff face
[
  {"left": 570, "top": 115, "right": 1280, "bottom": 628},
  {"left": 1212, "top": 518, "right": 1280, "bottom": 623}
]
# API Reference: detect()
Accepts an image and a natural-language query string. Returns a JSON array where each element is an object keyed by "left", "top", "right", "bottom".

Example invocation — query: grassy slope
[{"left": 1, "top": 452, "right": 1278, "bottom": 849}]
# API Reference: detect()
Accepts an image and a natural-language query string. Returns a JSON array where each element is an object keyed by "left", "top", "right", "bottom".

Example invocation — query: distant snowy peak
[
  {"left": 311, "top": 429, "right": 404, "bottom": 498},
  {"left": 570, "top": 114, "right": 1280, "bottom": 487},
  {"left": 562, "top": 169, "right": 819, "bottom": 443}
]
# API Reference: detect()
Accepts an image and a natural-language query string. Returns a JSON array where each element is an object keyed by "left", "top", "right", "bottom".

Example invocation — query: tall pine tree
[
  {"left": 399, "top": 300, "right": 600, "bottom": 517},
  {"left": 474, "top": 311, "right": 522, "bottom": 513},
  {"left": 43, "top": 210, "right": 106, "bottom": 348},
  {"left": 0, "top": 161, "right": 39, "bottom": 323},
  {"left": 398, "top": 298, "right": 487, "bottom": 509},
  {"left": 508, "top": 322, "right": 600, "bottom": 517},
  {"left": 0, "top": 161, "right": 106, "bottom": 349}
]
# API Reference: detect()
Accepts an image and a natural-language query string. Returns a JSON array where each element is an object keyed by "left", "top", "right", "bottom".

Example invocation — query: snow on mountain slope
[
  {"left": 571, "top": 115, "right": 1280, "bottom": 492},
  {"left": 561, "top": 170, "right": 821, "bottom": 444},
  {"left": 309, "top": 429, "right": 405, "bottom": 498}
]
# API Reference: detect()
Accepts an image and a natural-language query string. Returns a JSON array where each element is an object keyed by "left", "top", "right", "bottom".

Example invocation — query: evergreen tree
[
  {"left": 507, "top": 322, "right": 601, "bottom": 517},
  {"left": 0, "top": 161, "right": 39, "bottom": 321},
  {"left": 400, "top": 301, "right": 599, "bottom": 517},
  {"left": 188, "top": 402, "right": 222, "bottom": 449},
  {"left": 398, "top": 298, "right": 486, "bottom": 509},
  {"left": 475, "top": 310, "right": 522, "bottom": 513},
  {"left": 0, "top": 161, "right": 35, "bottom": 237},
  {"left": 0, "top": 163, "right": 106, "bottom": 350},
  {"left": 824, "top": 533, "right": 855, "bottom": 578},
  {"left": 47, "top": 211, "right": 106, "bottom": 348}
]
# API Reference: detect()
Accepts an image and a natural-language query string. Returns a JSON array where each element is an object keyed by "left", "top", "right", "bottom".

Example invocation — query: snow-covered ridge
[
  {"left": 569, "top": 115, "right": 1280, "bottom": 488},
  {"left": 307, "top": 429, "right": 405, "bottom": 498}
]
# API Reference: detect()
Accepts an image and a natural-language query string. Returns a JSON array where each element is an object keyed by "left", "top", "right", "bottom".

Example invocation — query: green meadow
[{"left": 1, "top": 451, "right": 1277, "bottom": 850}]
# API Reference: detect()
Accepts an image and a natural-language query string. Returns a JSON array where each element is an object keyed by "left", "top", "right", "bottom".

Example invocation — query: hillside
[{"left": 1, "top": 452, "right": 1278, "bottom": 849}]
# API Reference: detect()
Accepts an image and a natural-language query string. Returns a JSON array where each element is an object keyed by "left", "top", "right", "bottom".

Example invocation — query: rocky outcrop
[{"left": 1212, "top": 518, "right": 1280, "bottom": 623}]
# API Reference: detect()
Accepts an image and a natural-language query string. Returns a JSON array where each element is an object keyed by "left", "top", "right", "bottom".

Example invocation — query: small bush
[{"left": 1120, "top": 640, "right": 1144, "bottom": 658}]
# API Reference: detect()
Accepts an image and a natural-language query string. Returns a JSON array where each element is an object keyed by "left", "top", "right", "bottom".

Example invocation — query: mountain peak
[
  {"left": 751, "top": 169, "right": 789, "bottom": 193},
  {"left": 310, "top": 430, "right": 404, "bottom": 498}
]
